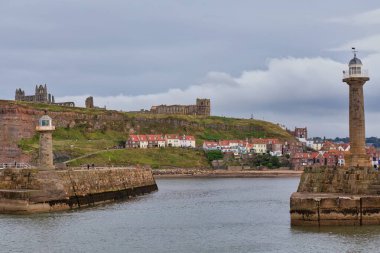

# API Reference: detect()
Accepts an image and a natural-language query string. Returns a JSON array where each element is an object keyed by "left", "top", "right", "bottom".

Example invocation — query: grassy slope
[
  {"left": 9, "top": 100, "right": 294, "bottom": 167},
  {"left": 67, "top": 148, "right": 209, "bottom": 168}
]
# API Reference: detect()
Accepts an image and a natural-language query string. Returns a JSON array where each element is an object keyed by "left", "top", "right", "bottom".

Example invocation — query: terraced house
[{"left": 126, "top": 134, "right": 196, "bottom": 149}]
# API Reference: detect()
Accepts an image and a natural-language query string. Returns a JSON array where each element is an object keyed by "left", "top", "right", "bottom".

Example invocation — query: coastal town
[
  {"left": 5, "top": 83, "right": 380, "bottom": 172},
  {"left": 123, "top": 127, "right": 380, "bottom": 170},
  {"left": 3, "top": 1, "right": 380, "bottom": 252}
]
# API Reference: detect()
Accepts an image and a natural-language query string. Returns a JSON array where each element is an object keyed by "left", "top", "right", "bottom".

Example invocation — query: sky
[{"left": 1, "top": 1, "right": 380, "bottom": 138}]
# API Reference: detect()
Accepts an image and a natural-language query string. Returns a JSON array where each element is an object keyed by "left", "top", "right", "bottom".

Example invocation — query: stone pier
[
  {"left": 290, "top": 167, "right": 380, "bottom": 226},
  {"left": 0, "top": 166, "right": 157, "bottom": 214}
]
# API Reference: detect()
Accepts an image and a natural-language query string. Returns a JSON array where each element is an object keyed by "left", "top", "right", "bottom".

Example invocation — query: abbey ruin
[
  {"left": 150, "top": 98, "right": 211, "bottom": 116},
  {"left": 15, "top": 84, "right": 75, "bottom": 107}
]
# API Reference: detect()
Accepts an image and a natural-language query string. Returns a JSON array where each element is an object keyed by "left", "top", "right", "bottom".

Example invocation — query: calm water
[{"left": 1, "top": 178, "right": 380, "bottom": 253}]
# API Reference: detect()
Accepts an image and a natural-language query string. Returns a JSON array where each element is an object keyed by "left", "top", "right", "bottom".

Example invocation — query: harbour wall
[
  {"left": 290, "top": 167, "right": 380, "bottom": 226},
  {"left": 0, "top": 166, "right": 157, "bottom": 214}
]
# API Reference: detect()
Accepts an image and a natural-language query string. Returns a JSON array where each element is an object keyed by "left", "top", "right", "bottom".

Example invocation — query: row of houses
[
  {"left": 126, "top": 134, "right": 196, "bottom": 149},
  {"left": 202, "top": 138, "right": 284, "bottom": 156},
  {"left": 291, "top": 146, "right": 380, "bottom": 170},
  {"left": 291, "top": 150, "right": 346, "bottom": 169}
]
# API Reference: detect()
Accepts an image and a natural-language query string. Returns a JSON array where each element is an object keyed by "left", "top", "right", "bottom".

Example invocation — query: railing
[
  {"left": 0, "top": 163, "right": 33, "bottom": 169},
  {"left": 343, "top": 69, "right": 369, "bottom": 79}
]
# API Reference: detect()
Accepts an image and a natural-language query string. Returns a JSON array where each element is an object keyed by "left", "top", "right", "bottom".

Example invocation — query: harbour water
[{"left": 1, "top": 178, "right": 380, "bottom": 253}]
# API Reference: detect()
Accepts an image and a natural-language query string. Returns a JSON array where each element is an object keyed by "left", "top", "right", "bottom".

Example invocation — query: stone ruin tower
[
  {"left": 85, "top": 96, "right": 94, "bottom": 108},
  {"left": 342, "top": 48, "right": 371, "bottom": 167},
  {"left": 196, "top": 98, "right": 211, "bottom": 116},
  {"left": 36, "top": 113, "right": 55, "bottom": 169}
]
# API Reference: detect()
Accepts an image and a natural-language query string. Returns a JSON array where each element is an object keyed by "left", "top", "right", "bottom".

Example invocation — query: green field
[{"left": 67, "top": 148, "right": 210, "bottom": 168}]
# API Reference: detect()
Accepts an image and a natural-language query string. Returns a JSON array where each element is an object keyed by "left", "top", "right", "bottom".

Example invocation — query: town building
[
  {"left": 126, "top": 134, "right": 196, "bottom": 149},
  {"left": 203, "top": 141, "right": 219, "bottom": 150},
  {"left": 138, "top": 135, "right": 148, "bottom": 148},
  {"left": 179, "top": 135, "right": 196, "bottom": 148},
  {"left": 250, "top": 139, "right": 268, "bottom": 154},
  {"left": 202, "top": 138, "right": 282, "bottom": 156},
  {"left": 126, "top": 135, "right": 140, "bottom": 148},
  {"left": 165, "top": 134, "right": 181, "bottom": 147},
  {"left": 293, "top": 127, "right": 308, "bottom": 140},
  {"left": 146, "top": 135, "right": 166, "bottom": 148}
]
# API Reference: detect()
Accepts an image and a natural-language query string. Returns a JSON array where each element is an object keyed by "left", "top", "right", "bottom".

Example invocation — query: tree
[{"left": 205, "top": 150, "right": 223, "bottom": 161}]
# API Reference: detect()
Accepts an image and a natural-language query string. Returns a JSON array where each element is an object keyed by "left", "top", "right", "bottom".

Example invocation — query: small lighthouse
[
  {"left": 36, "top": 112, "right": 55, "bottom": 169},
  {"left": 342, "top": 48, "right": 371, "bottom": 167}
]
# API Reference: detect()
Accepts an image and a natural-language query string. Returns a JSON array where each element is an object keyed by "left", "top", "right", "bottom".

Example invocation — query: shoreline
[{"left": 153, "top": 169, "right": 303, "bottom": 179}]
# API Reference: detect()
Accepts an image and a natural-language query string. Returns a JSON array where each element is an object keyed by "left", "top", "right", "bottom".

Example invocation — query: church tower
[{"left": 342, "top": 48, "right": 371, "bottom": 167}]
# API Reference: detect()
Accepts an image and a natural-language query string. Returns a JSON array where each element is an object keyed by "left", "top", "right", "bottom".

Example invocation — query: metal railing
[
  {"left": 0, "top": 163, "right": 33, "bottom": 169},
  {"left": 343, "top": 69, "right": 369, "bottom": 79}
]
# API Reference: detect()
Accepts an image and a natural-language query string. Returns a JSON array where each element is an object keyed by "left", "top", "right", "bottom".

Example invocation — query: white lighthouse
[{"left": 36, "top": 113, "right": 56, "bottom": 169}]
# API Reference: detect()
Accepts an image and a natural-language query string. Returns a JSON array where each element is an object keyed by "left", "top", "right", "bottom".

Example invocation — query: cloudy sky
[{"left": 1, "top": 1, "right": 380, "bottom": 138}]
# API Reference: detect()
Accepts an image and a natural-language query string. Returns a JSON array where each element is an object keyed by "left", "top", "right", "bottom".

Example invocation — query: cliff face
[
  {"left": 0, "top": 105, "right": 37, "bottom": 163},
  {"left": 0, "top": 101, "right": 126, "bottom": 163},
  {"left": 0, "top": 100, "right": 293, "bottom": 163}
]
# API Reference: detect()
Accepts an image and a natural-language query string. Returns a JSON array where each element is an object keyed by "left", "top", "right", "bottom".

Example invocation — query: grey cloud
[{"left": 1, "top": 0, "right": 380, "bottom": 138}]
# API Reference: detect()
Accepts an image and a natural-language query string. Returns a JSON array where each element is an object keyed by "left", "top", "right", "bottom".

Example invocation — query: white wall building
[
  {"left": 165, "top": 134, "right": 181, "bottom": 147},
  {"left": 180, "top": 135, "right": 196, "bottom": 148}
]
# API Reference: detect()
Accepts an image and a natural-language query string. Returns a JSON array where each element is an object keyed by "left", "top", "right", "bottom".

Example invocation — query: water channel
[{"left": 1, "top": 178, "right": 380, "bottom": 253}]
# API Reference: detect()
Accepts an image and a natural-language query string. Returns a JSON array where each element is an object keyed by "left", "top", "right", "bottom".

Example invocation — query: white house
[
  {"left": 138, "top": 135, "right": 148, "bottom": 148},
  {"left": 165, "top": 134, "right": 181, "bottom": 147},
  {"left": 251, "top": 139, "right": 267, "bottom": 154},
  {"left": 180, "top": 135, "right": 196, "bottom": 148},
  {"left": 312, "top": 142, "right": 323, "bottom": 151}
]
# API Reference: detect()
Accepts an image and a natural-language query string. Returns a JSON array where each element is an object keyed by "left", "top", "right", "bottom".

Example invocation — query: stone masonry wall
[
  {"left": 0, "top": 167, "right": 157, "bottom": 212},
  {"left": 297, "top": 167, "right": 380, "bottom": 195},
  {"left": 291, "top": 167, "right": 380, "bottom": 226}
]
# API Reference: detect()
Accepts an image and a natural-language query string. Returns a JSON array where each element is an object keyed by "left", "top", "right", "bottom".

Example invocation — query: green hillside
[
  {"left": 13, "top": 100, "right": 294, "bottom": 167},
  {"left": 66, "top": 148, "right": 209, "bottom": 168}
]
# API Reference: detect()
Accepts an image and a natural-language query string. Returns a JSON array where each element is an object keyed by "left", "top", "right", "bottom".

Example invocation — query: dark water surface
[{"left": 1, "top": 178, "right": 380, "bottom": 253}]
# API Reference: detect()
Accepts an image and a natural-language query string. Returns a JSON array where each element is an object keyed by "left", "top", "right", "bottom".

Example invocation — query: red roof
[
  {"left": 138, "top": 135, "right": 148, "bottom": 142},
  {"left": 129, "top": 135, "right": 140, "bottom": 142},
  {"left": 145, "top": 135, "right": 164, "bottom": 141},
  {"left": 251, "top": 139, "right": 267, "bottom": 144},
  {"left": 219, "top": 140, "right": 230, "bottom": 147},
  {"left": 185, "top": 135, "right": 195, "bottom": 141},
  {"left": 204, "top": 141, "right": 218, "bottom": 147},
  {"left": 251, "top": 138, "right": 281, "bottom": 144},
  {"left": 165, "top": 134, "right": 179, "bottom": 140}
]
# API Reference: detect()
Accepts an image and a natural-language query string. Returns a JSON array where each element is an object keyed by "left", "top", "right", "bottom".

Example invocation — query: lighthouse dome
[{"left": 349, "top": 56, "right": 362, "bottom": 66}]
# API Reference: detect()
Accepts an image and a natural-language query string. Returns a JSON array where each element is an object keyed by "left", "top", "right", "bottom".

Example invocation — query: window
[
  {"left": 349, "top": 67, "right": 361, "bottom": 75},
  {"left": 41, "top": 120, "right": 50, "bottom": 126}
]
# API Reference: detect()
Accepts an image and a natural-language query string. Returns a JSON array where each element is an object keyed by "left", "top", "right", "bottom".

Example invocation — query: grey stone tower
[
  {"left": 342, "top": 48, "right": 371, "bottom": 167},
  {"left": 36, "top": 113, "right": 55, "bottom": 169}
]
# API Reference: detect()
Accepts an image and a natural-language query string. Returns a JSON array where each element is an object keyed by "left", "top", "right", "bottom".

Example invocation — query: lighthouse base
[
  {"left": 290, "top": 167, "right": 380, "bottom": 226},
  {"left": 345, "top": 153, "right": 372, "bottom": 168}
]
